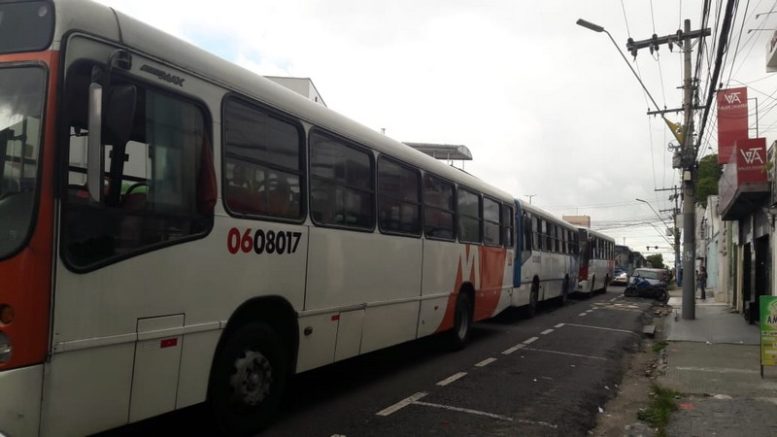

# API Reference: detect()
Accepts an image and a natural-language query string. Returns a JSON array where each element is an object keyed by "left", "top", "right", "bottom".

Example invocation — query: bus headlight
[{"left": 0, "top": 332, "right": 11, "bottom": 363}]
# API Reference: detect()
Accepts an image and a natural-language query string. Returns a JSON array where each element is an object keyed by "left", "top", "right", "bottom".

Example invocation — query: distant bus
[
  {"left": 0, "top": 1, "right": 518, "bottom": 435},
  {"left": 513, "top": 201, "right": 579, "bottom": 314},
  {"left": 577, "top": 228, "right": 616, "bottom": 294}
]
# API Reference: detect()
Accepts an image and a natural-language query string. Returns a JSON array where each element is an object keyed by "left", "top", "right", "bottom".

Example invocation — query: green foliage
[
  {"left": 646, "top": 253, "right": 664, "bottom": 268},
  {"left": 696, "top": 154, "right": 721, "bottom": 208},
  {"left": 637, "top": 384, "right": 680, "bottom": 437}
]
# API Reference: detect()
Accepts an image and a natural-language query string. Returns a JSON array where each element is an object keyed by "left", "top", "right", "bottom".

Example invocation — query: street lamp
[
  {"left": 576, "top": 18, "right": 662, "bottom": 113},
  {"left": 635, "top": 198, "right": 671, "bottom": 229}
]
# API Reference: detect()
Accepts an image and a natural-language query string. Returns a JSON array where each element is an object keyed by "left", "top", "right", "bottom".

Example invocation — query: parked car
[
  {"left": 611, "top": 268, "right": 629, "bottom": 286},
  {"left": 624, "top": 268, "right": 669, "bottom": 302}
]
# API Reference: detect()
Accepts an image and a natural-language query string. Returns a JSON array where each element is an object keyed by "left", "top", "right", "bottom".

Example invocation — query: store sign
[
  {"left": 760, "top": 296, "right": 777, "bottom": 366},
  {"left": 717, "top": 87, "right": 749, "bottom": 164},
  {"left": 736, "top": 138, "right": 768, "bottom": 184}
]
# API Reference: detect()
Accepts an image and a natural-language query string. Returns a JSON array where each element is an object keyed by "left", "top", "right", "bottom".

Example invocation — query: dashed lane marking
[
  {"left": 516, "top": 418, "right": 559, "bottom": 429},
  {"left": 502, "top": 344, "right": 527, "bottom": 355},
  {"left": 564, "top": 323, "right": 638, "bottom": 336},
  {"left": 412, "top": 401, "right": 514, "bottom": 422},
  {"left": 436, "top": 372, "right": 468, "bottom": 386},
  {"left": 523, "top": 336, "right": 539, "bottom": 345},
  {"left": 540, "top": 329, "right": 554, "bottom": 335},
  {"left": 554, "top": 323, "right": 565, "bottom": 328},
  {"left": 376, "top": 392, "right": 428, "bottom": 416},
  {"left": 578, "top": 312, "right": 588, "bottom": 317},
  {"left": 523, "top": 347, "right": 607, "bottom": 361},
  {"left": 475, "top": 357, "right": 497, "bottom": 367}
]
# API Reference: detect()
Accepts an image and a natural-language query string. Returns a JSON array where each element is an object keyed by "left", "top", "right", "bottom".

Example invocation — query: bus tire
[
  {"left": 528, "top": 283, "right": 539, "bottom": 317},
  {"left": 447, "top": 292, "right": 473, "bottom": 350},
  {"left": 601, "top": 276, "right": 609, "bottom": 294},
  {"left": 588, "top": 276, "right": 596, "bottom": 297},
  {"left": 209, "top": 322, "right": 289, "bottom": 436}
]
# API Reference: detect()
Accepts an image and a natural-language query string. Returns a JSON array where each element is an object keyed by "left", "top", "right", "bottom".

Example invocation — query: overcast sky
[{"left": 96, "top": 0, "right": 777, "bottom": 264}]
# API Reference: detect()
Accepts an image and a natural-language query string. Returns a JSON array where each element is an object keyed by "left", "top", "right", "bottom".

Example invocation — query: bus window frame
[
  {"left": 482, "top": 195, "right": 501, "bottom": 247},
  {"left": 376, "top": 154, "right": 422, "bottom": 238},
  {"left": 220, "top": 93, "right": 307, "bottom": 224},
  {"left": 422, "top": 172, "right": 457, "bottom": 242},
  {"left": 456, "top": 186, "right": 482, "bottom": 244},
  {"left": 59, "top": 57, "right": 216, "bottom": 273},
  {"left": 308, "top": 127, "right": 376, "bottom": 233}
]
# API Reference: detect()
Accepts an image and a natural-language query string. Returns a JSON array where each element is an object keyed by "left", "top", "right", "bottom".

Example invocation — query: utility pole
[
  {"left": 657, "top": 186, "right": 681, "bottom": 289},
  {"left": 628, "top": 19, "right": 709, "bottom": 320},
  {"left": 680, "top": 19, "right": 696, "bottom": 320}
]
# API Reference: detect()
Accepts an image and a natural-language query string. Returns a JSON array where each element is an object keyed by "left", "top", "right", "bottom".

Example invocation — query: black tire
[
  {"left": 447, "top": 292, "right": 473, "bottom": 350},
  {"left": 527, "top": 283, "right": 539, "bottom": 317},
  {"left": 601, "top": 276, "right": 609, "bottom": 294},
  {"left": 657, "top": 289, "right": 669, "bottom": 303},
  {"left": 209, "top": 322, "right": 289, "bottom": 436}
]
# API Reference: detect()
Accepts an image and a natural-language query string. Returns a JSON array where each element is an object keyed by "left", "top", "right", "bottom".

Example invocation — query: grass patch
[
  {"left": 652, "top": 341, "right": 668, "bottom": 353},
  {"left": 638, "top": 384, "right": 679, "bottom": 436}
]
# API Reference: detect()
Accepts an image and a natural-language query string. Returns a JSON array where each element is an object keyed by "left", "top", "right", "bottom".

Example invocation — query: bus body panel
[{"left": 0, "top": 364, "right": 43, "bottom": 437}]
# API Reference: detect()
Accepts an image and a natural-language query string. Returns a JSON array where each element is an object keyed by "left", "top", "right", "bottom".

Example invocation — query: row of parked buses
[{"left": 0, "top": 1, "right": 614, "bottom": 435}]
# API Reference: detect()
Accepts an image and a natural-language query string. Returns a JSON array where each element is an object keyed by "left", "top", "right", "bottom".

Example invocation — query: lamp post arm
[{"left": 603, "top": 30, "right": 663, "bottom": 113}]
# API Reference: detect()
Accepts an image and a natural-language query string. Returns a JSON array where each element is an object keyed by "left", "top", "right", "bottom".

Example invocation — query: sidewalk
[{"left": 658, "top": 289, "right": 777, "bottom": 436}]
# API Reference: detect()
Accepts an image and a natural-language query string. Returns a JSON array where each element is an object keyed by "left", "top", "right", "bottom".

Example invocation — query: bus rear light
[
  {"left": 0, "top": 305, "right": 14, "bottom": 325},
  {"left": 0, "top": 332, "right": 11, "bottom": 363}
]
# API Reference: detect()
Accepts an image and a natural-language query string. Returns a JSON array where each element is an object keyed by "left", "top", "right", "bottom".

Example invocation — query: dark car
[{"left": 624, "top": 268, "right": 669, "bottom": 302}]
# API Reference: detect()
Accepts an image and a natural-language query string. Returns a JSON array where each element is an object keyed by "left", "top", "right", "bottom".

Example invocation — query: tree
[
  {"left": 646, "top": 253, "right": 664, "bottom": 269},
  {"left": 696, "top": 154, "right": 721, "bottom": 208}
]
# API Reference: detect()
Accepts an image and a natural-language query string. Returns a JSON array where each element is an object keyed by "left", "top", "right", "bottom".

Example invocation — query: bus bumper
[{"left": 0, "top": 364, "right": 42, "bottom": 437}]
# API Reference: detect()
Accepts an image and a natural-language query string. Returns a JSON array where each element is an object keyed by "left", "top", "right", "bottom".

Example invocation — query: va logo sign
[
  {"left": 740, "top": 147, "right": 765, "bottom": 165},
  {"left": 767, "top": 300, "right": 777, "bottom": 325},
  {"left": 724, "top": 92, "right": 743, "bottom": 104}
]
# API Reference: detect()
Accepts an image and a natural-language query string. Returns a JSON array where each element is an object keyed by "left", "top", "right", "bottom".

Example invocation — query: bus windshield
[{"left": 0, "top": 66, "right": 46, "bottom": 259}]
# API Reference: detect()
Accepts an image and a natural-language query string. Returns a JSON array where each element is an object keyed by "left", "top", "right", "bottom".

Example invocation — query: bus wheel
[
  {"left": 447, "top": 292, "right": 473, "bottom": 350},
  {"left": 601, "top": 276, "right": 609, "bottom": 294},
  {"left": 209, "top": 322, "right": 288, "bottom": 436},
  {"left": 589, "top": 277, "right": 596, "bottom": 297},
  {"left": 528, "top": 284, "right": 539, "bottom": 317}
]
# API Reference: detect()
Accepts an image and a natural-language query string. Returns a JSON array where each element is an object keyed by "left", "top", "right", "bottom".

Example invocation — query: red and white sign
[
  {"left": 717, "top": 87, "right": 749, "bottom": 164},
  {"left": 735, "top": 138, "right": 767, "bottom": 185}
]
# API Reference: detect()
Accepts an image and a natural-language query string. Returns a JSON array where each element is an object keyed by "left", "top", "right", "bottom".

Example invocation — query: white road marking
[
  {"left": 502, "top": 344, "right": 527, "bottom": 355},
  {"left": 516, "top": 418, "right": 559, "bottom": 429},
  {"left": 675, "top": 366, "right": 760, "bottom": 375},
  {"left": 565, "top": 323, "right": 637, "bottom": 335},
  {"left": 413, "top": 401, "right": 514, "bottom": 421},
  {"left": 540, "top": 329, "right": 554, "bottom": 335},
  {"left": 475, "top": 357, "right": 497, "bottom": 367},
  {"left": 585, "top": 309, "right": 594, "bottom": 313},
  {"left": 523, "top": 336, "right": 539, "bottom": 345},
  {"left": 376, "top": 392, "right": 428, "bottom": 416},
  {"left": 554, "top": 323, "right": 565, "bottom": 328},
  {"left": 524, "top": 347, "right": 607, "bottom": 361},
  {"left": 578, "top": 312, "right": 588, "bottom": 317},
  {"left": 436, "top": 372, "right": 468, "bottom": 386}
]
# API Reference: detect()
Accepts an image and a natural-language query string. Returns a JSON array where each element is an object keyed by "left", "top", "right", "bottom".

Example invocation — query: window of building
[
  {"left": 457, "top": 188, "right": 481, "bottom": 243},
  {"left": 222, "top": 98, "right": 303, "bottom": 220},
  {"left": 377, "top": 157, "right": 420, "bottom": 235},
  {"left": 309, "top": 130, "right": 374, "bottom": 230},
  {"left": 423, "top": 174, "right": 455, "bottom": 240}
]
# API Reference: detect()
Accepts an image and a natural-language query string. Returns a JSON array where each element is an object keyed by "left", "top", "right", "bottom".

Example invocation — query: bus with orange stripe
[{"left": 0, "top": 1, "right": 520, "bottom": 435}]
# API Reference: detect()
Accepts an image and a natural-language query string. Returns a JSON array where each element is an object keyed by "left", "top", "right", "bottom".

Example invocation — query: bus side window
[
  {"left": 377, "top": 157, "right": 421, "bottom": 235},
  {"left": 310, "top": 130, "right": 374, "bottom": 230},
  {"left": 62, "top": 64, "right": 214, "bottom": 269},
  {"left": 222, "top": 98, "right": 303, "bottom": 220},
  {"left": 457, "top": 188, "right": 481, "bottom": 243},
  {"left": 423, "top": 174, "right": 455, "bottom": 240}
]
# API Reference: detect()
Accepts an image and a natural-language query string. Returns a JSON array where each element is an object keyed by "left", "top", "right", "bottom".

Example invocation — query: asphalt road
[{"left": 102, "top": 286, "right": 653, "bottom": 437}]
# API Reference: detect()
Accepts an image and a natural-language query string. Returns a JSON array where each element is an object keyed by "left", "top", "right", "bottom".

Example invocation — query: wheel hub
[{"left": 231, "top": 350, "right": 273, "bottom": 406}]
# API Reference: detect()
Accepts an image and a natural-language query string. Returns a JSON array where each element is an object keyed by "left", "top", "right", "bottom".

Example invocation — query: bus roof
[
  {"left": 50, "top": 0, "right": 514, "bottom": 203},
  {"left": 515, "top": 200, "right": 577, "bottom": 231}
]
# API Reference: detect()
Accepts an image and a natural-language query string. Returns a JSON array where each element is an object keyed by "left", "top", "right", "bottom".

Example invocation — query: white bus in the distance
[
  {"left": 576, "top": 228, "right": 616, "bottom": 294},
  {"left": 512, "top": 200, "right": 580, "bottom": 315}
]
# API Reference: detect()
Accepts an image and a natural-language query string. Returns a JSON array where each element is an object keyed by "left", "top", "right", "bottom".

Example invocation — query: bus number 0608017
[{"left": 227, "top": 227, "right": 302, "bottom": 255}]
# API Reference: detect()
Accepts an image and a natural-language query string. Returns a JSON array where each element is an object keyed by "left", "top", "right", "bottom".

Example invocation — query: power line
[{"left": 725, "top": 0, "right": 750, "bottom": 88}]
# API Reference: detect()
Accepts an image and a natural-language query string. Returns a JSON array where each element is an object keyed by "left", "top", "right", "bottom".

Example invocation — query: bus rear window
[{"left": 0, "top": 1, "right": 54, "bottom": 54}]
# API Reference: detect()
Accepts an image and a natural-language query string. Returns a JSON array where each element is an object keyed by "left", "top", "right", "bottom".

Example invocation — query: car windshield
[
  {"left": 0, "top": 66, "right": 46, "bottom": 259},
  {"left": 635, "top": 270, "right": 660, "bottom": 280}
]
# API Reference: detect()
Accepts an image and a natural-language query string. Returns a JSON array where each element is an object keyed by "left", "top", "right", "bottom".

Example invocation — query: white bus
[
  {"left": 576, "top": 228, "right": 616, "bottom": 294},
  {"left": 0, "top": 1, "right": 518, "bottom": 435},
  {"left": 513, "top": 200, "right": 580, "bottom": 314}
]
